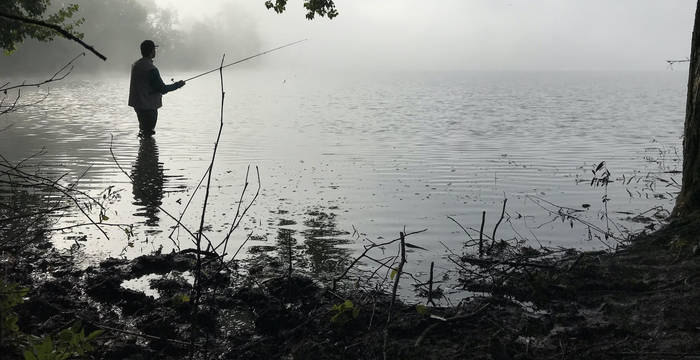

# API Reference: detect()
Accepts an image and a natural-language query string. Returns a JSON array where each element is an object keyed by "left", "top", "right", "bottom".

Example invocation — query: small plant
[
  {"left": 1, "top": 280, "right": 29, "bottom": 345},
  {"left": 1, "top": 280, "right": 102, "bottom": 360},
  {"left": 590, "top": 161, "right": 618, "bottom": 241},
  {"left": 330, "top": 299, "right": 359, "bottom": 325},
  {"left": 24, "top": 322, "right": 103, "bottom": 360},
  {"left": 171, "top": 293, "right": 191, "bottom": 306}
]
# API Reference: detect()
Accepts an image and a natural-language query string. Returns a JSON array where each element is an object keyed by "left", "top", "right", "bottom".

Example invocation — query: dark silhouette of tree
[
  {"left": 0, "top": 0, "right": 83, "bottom": 53},
  {"left": 0, "top": 1, "right": 105, "bottom": 116},
  {"left": 674, "top": 0, "right": 700, "bottom": 218},
  {"left": 265, "top": 0, "right": 338, "bottom": 19}
]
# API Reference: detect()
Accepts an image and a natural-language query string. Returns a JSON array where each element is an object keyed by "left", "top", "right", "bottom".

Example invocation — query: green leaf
[
  {"left": 23, "top": 350, "right": 38, "bottom": 360},
  {"left": 330, "top": 312, "right": 341, "bottom": 323},
  {"left": 416, "top": 304, "right": 428, "bottom": 315},
  {"left": 34, "top": 337, "right": 53, "bottom": 358},
  {"left": 6, "top": 314, "right": 20, "bottom": 332},
  {"left": 57, "top": 327, "right": 73, "bottom": 343},
  {"left": 390, "top": 268, "right": 398, "bottom": 280},
  {"left": 100, "top": 214, "right": 109, "bottom": 221},
  {"left": 87, "top": 329, "right": 103, "bottom": 340}
]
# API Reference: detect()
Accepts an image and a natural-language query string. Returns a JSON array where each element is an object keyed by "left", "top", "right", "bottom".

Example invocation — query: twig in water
[
  {"left": 427, "top": 261, "right": 436, "bottom": 306},
  {"left": 332, "top": 228, "right": 427, "bottom": 291},
  {"left": 479, "top": 211, "right": 486, "bottom": 258},
  {"left": 214, "top": 165, "right": 261, "bottom": 255},
  {"left": 167, "top": 164, "right": 211, "bottom": 250},
  {"left": 231, "top": 232, "right": 253, "bottom": 259},
  {"left": 189, "top": 54, "right": 226, "bottom": 358},
  {"left": 383, "top": 231, "right": 407, "bottom": 360},
  {"left": 491, "top": 198, "right": 508, "bottom": 249},
  {"left": 447, "top": 215, "right": 475, "bottom": 241}
]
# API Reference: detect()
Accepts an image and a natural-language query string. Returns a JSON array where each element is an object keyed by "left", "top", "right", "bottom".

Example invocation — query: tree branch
[{"left": 0, "top": 11, "right": 106, "bottom": 61}]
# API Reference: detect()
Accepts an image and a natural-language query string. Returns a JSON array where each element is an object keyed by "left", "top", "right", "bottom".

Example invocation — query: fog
[
  {"left": 0, "top": 0, "right": 261, "bottom": 75},
  {"left": 236, "top": 0, "right": 697, "bottom": 72},
  {"left": 0, "top": 0, "right": 697, "bottom": 75}
]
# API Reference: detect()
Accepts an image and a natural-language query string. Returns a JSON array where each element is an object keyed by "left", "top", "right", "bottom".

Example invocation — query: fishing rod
[{"left": 180, "top": 39, "right": 308, "bottom": 83}]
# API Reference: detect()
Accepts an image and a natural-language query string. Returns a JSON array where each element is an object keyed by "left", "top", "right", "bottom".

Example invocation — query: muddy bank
[{"left": 4, "top": 216, "right": 700, "bottom": 359}]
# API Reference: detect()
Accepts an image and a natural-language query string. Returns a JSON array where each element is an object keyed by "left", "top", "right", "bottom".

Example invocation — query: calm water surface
[{"left": 0, "top": 70, "right": 686, "bottom": 297}]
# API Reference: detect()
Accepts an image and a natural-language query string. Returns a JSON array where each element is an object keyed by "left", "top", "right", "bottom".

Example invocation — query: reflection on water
[
  {"left": 300, "top": 210, "right": 351, "bottom": 275},
  {"left": 131, "top": 137, "right": 164, "bottom": 233},
  {"left": 248, "top": 208, "right": 351, "bottom": 280}
]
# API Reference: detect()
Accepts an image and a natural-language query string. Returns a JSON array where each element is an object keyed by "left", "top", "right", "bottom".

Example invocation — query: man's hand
[{"left": 175, "top": 80, "right": 186, "bottom": 89}]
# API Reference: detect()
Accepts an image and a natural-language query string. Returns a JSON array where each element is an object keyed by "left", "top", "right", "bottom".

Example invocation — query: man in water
[{"left": 128, "top": 40, "right": 185, "bottom": 138}]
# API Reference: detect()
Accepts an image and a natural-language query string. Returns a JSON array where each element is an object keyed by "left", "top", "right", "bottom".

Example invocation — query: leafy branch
[
  {"left": 264, "top": 0, "right": 338, "bottom": 19},
  {"left": 0, "top": 10, "right": 106, "bottom": 60}
]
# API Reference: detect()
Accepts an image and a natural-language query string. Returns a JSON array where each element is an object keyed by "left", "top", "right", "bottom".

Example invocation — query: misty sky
[{"left": 152, "top": 0, "right": 696, "bottom": 72}]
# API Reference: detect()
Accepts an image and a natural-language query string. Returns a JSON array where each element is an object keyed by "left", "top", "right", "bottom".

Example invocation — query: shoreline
[{"left": 4, "top": 215, "right": 699, "bottom": 359}]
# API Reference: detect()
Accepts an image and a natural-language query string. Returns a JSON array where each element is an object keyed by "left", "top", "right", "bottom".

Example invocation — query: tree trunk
[{"left": 673, "top": 0, "right": 700, "bottom": 218}]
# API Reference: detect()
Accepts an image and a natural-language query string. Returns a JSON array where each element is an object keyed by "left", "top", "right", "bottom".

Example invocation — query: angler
[
  {"left": 128, "top": 39, "right": 306, "bottom": 138},
  {"left": 128, "top": 40, "right": 185, "bottom": 138}
]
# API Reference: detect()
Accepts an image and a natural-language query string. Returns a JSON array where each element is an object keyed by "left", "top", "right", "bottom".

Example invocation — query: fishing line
[{"left": 177, "top": 39, "right": 308, "bottom": 83}]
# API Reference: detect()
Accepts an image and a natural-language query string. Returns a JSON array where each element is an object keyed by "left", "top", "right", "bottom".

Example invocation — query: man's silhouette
[{"left": 128, "top": 40, "right": 185, "bottom": 138}]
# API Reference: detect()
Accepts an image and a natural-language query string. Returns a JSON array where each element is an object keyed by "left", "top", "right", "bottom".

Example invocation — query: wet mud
[{"left": 4, "top": 206, "right": 700, "bottom": 359}]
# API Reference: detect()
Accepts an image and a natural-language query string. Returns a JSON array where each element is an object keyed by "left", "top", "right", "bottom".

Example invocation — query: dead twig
[
  {"left": 96, "top": 324, "right": 200, "bottom": 348},
  {"left": 427, "top": 261, "right": 436, "bottom": 306},
  {"left": 0, "top": 53, "right": 84, "bottom": 92},
  {"left": 383, "top": 231, "right": 407, "bottom": 360},
  {"left": 332, "top": 228, "right": 427, "bottom": 291},
  {"left": 414, "top": 302, "right": 490, "bottom": 347},
  {"left": 490, "top": 198, "right": 507, "bottom": 249},
  {"left": 460, "top": 255, "right": 556, "bottom": 270},
  {"left": 188, "top": 54, "right": 226, "bottom": 358},
  {"left": 214, "top": 165, "right": 261, "bottom": 255},
  {"left": 167, "top": 164, "right": 210, "bottom": 250},
  {"left": 479, "top": 211, "right": 486, "bottom": 257}
]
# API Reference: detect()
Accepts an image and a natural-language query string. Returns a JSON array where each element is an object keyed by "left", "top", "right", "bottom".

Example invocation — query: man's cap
[{"left": 140, "top": 40, "right": 158, "bottom": 54}]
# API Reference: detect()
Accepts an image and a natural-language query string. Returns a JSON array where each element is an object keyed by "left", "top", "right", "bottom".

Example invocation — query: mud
[{"left": 4, "top": 213, "right": 700, "bottom": 359}]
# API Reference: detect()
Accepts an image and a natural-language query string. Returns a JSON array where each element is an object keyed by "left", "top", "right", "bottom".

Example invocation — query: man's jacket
[{"left": 128, "top": 57, "right": 179, "bottom": 110}]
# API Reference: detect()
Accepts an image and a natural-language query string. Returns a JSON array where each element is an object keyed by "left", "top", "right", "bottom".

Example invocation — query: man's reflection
[{"left": 132, "top": 137, "right": 164, "bottom": 231}]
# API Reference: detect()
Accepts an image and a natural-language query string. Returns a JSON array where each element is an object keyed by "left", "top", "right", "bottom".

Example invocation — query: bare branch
[{"left": 0, "top": 53, "right": 84, "bottom": 92}]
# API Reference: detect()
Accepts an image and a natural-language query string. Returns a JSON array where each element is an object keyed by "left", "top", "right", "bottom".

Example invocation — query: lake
[{"left": 0, "top": 69, "right": 687, "bottom": 299}]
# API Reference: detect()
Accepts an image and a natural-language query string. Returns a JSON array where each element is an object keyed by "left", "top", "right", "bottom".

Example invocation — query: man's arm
[{"left": 149, "top": 68, "right": 184, "bottom": 94}]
